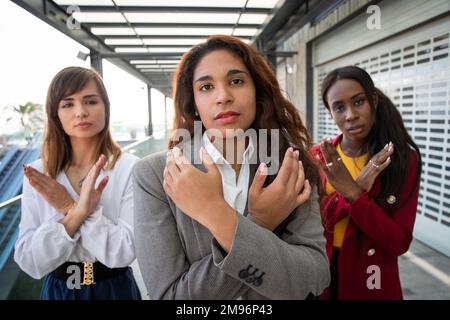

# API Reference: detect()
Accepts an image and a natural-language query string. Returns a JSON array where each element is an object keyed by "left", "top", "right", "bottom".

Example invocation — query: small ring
[
  {"left": 369, "top": 160, "right": 380, "bottom": 168},
  {"left": 325, "top": 162, "right": 334, "bottom": 168}
]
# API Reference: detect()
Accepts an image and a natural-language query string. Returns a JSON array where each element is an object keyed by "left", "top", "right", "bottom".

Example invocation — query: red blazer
[{"left": 310, "top": 134, "right": 420, "bottom": 300}]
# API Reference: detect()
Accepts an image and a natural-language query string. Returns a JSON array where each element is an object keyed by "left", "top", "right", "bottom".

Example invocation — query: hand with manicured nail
[
  {"left": 248, "top": 147, "right": 311, "bottom": 231},
  {"left": 163, "top": 146, "right": 237, "bottom": 252},
  {"left": 318, "top": 139, "right": 363, "bottom": 203},
  {"left": 74, "top": 154, "right": 109, "bottom": 218},
  {"left": 163, "top": 147, "right": 225, "bottom": 225},
  {"left": 23, "top": 165, "right": 74, "bottom": 215},
  {"left": 356, "top": 142, "right": 394, "bottom": 192}
]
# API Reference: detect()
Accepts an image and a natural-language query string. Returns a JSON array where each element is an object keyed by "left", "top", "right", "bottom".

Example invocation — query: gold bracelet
[{"left": 66, "top": 200, "right": 78, "bottom": 214}]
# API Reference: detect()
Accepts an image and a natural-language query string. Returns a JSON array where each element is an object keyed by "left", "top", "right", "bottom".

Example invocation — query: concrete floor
[{"left": 399, "top": 239, "right": 450, "bottom": 299}]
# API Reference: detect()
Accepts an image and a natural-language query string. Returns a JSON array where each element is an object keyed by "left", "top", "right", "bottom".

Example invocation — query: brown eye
[
  {"left": 230, "top": 78, "right": 244, "bottom": 85},
  {"left": 200, "top": 84, "right": 213, "bottom": 92},
  {"left": 333, "top": 105, "right": 344, "bottom": 113},
  {"left": 60, "top": 103, "right": 73, "bottom": 109}
]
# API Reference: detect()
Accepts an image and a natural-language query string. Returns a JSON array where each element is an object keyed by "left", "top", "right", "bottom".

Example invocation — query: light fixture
[
  {"left": 77, "top": 51, "right": 89, "bottom": 61},
  {"left": 286, "top": 63, "right": 294, "bottom": 74}
]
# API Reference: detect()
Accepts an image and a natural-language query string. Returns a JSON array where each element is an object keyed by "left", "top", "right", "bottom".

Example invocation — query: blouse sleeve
[{"left": 14, "top": 176, "right": 79, "bottom": 279}]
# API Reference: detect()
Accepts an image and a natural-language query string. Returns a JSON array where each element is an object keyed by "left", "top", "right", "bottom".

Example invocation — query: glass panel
[
  {"left": 114, "top": 0, "right": 246, "bottom": 7},
  {"left": 135, "top": 64, "right": 177, "bottom": 68},
  {"left": 105, "top": 38, "right": 143, "bottom": 45},
  {"left": 135, "top": 27, "right": 231, "bottom": 35},
  {"left": 115, "top": 47, "right": 148, "bottom": 52},
  {"left": 91, "top": 27, "right": 135, "bottom": 35},
  {"left": 247, "top": 0, "right": 279, "bottom": 8},
  {"left": 130, "top": 59, "right": 180, "bottom": 64},
  {"left": 142, "top": 38, "right": 206, "bottom": 45},
  {"left": 125, "top": 12, "right": 239, "bottom": 24},
  {"left": 232, "top": 28, "right": 259, "bottom": 36},
  {"left": 147, "top": 47, "right": 188, "bottom": 53},
  {"left": 54, "top": 0, "right": 113, "bottom": 5},
  {"left": 72, "top": 12, "right": 126, "bottom": 23},
  {"left": 239, "top": 13, "right": 269, "bottom": 24}
]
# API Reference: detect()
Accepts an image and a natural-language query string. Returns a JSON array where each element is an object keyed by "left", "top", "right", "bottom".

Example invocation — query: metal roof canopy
[{"left": 11, "top": 0, "right": 344, "bottom": 97}]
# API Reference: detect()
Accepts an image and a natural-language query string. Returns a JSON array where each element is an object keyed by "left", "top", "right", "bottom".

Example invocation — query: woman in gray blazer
[{"left": 133, "top": 35, "right": 330, "bottom": 300}]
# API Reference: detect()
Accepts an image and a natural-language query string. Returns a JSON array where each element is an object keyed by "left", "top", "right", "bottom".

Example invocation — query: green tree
[{"left": 4, "top": 102, "right": 43, "bottom": 141}]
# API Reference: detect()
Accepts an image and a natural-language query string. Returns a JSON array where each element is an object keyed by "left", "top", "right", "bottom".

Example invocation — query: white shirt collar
[{"left": 202, "top": 131, "right": 255, "bottom": 166}]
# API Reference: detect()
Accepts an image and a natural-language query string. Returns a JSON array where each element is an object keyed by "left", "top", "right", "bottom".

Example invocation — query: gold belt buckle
[{"left": 81, "top": 262, "right": 96, "bottom": 285}]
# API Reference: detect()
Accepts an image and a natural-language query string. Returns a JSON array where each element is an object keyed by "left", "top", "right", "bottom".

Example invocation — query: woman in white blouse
[{"left": 14, "top": 66, "right": 141, "bottom": 300}]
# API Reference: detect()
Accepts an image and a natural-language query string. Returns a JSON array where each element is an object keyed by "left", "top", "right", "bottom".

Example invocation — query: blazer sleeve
[
  {"left": 14, "top": 176, "right": 79, "bottom": 279},
  {"left": 132, "top": 154, "right": 250, "bottom": 300},
  {"left": 342, "top": 151, "right": 420, "bottom": 257},
  {"left": 211, "top": 185, "right": 331, "bottom": 299}
]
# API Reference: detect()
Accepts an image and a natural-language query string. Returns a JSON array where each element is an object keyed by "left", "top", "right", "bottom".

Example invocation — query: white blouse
[
  {"left": 14, "top": 153, "right": 139, "bottom": 279},
  {"left": 202, "top": 133, "right": 255, "bottom": 216}
]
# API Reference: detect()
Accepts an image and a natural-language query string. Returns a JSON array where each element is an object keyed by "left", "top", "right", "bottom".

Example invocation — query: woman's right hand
[
  {"left": 248, "top": 147, "right": 311, "bottom": 231},
  {"left": 60, "top": 154, "right": 109, "bottom": 237},
  {"left": 356, "top": 142, "right": 394, "bottom": 192},
  {"left": 74, "top": 154, "right": 109, "bottom": 218}
]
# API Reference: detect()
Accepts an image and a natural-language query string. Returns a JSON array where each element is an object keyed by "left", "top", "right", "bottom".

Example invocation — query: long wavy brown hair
[
  {"left": 171, "top": 35, "right": 319, "bottom": 196},
  {"left": 42, "top": 66, "right": 121, "bottom": 178}
]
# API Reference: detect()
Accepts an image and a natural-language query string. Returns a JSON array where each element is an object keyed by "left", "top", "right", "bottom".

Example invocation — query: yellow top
[{"left": 325, "top": 143, "right": 368, "bottom": 248}]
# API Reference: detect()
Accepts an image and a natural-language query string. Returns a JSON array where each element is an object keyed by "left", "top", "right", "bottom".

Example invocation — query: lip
[
  {"left": 75, "top": 122, "right": 93, "bottom": 129},
  {"left": 347, "top": 125, "right": 365, "bottom": 135},
  {"left": 214, "top": 111, "right": 240, "bottom": 124}
]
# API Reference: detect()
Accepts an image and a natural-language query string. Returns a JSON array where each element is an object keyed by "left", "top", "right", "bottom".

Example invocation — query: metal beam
[
  {"left": 90, "top": 52, "right": 103, "bottom": 76},
  {"left": 62, "top": 6, "right": 272, "bottom": 14},
  {"left": 272, "top": 0, "right": 346, "bottom": 46},
  {"left": 147, "top": 85, "right": 153, "bottom": 137},
  {"left": 254, "top": 0, "right": 306, "bottom": 51},
  {"left": 164, "top": 96, "right": 168, "bottom": 132},
  {"left": 262, "top": 51, "right": 298, "bottom": 57}
]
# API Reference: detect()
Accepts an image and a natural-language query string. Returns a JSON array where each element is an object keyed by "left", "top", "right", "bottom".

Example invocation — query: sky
[{"left": 0, "top": 0, "right": 173, "bottom": 139}]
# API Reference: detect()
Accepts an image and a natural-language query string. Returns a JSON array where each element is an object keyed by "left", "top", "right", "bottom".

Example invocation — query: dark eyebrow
[
  {"left": 227, "top": 69, "right": 247, "bottom": 77},
  {"left": 351, "top": 92, "right": 366, "bottom": 99},
  {"left": 194, "top": 69, "right": 248, "bottom": 83},
  {"left": 61, "top": 94, "right": 100, "bottom": 101},
  {"left": 194, "top": 75, "right": 212, "bottom": 83},
  {"left": 331, "top": 92, "right": 366, "bottom": 107}
]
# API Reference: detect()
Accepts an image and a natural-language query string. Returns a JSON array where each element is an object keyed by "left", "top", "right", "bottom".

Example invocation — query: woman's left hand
[
  {"left": 319, "top": 139, "right": 363, "bottom": 202},
  {"left": 163, "top": 147, "right": 227, "bottom": 225},
  {"left": 23, "top": 165, "right": 74, "bottom": 214}
]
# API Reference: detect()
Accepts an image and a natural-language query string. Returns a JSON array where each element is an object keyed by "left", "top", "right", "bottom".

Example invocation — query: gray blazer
[{"left": 133, "top": 135, "right": 330, "bottom": 300}]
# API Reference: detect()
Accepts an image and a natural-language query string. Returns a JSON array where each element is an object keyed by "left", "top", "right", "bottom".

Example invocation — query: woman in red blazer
[{"left": 310, "top": 66, "right": 422, "bottom": 300}]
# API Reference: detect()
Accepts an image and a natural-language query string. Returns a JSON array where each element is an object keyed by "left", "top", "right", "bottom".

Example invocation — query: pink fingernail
[
  {"left": 299, "top": 161, "right": 303, "bottom": 167},
  {"left": 258, "top": 162, "right": 266, "bottom": 172}
]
